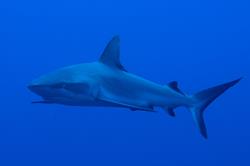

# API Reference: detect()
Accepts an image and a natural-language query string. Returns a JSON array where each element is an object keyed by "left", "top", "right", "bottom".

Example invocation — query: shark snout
[
  {"left": 28, "top": 84, "right": 43, "bottom": 93},
  {"left": 28, "top": 83, "right": 55, "bottom": 98},
  {"left": 28, "top": 84, "right": 46, "bottom": 95}
]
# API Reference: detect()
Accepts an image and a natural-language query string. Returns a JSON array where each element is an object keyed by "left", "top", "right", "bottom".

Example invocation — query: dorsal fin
[
  {"left": 99, "top": 36, "right": 127, "bottom": 71},
  {"left": 167, "top": 81, "right": 185, "bottom": 95}
]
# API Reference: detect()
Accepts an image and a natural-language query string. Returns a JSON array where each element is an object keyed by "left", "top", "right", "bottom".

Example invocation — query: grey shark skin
[{"left": 28, "top": 36, "right": 241, "bottom": 138}]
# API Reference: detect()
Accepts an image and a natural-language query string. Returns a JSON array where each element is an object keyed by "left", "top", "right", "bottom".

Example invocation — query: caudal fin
[{"left": 190, "top": 78, "right": 242, "bottom": 139}]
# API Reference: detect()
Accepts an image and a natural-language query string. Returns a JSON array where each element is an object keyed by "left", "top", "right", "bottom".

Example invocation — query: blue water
[{"left": 1, "top": 0, "right": 250, "bottom": 165}]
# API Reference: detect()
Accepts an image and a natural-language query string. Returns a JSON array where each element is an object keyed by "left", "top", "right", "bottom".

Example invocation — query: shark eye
[
  {"left": 51, "top": 83, "right": 66, "bottom": 89},
  {"left": 63, "top": 83, "right": 89, "bottom": 93}
]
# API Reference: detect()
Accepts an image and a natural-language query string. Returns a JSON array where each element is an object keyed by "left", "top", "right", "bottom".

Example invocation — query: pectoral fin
[
  {"left": 97, "top": 87, "right": 154, "bottom": 112},
  {"left": 97, "top": 96, "right": 155, "bottom": 112}
]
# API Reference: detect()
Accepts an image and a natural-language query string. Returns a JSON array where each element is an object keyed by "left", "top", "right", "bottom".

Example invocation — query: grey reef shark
[{"left": 28, "top": 36, "right": 241, "bottom": 139}]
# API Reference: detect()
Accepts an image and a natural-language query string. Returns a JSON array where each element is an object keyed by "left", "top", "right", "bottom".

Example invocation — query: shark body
[{"left": 28, "top": 36, "right": 241, "bottom": 138}]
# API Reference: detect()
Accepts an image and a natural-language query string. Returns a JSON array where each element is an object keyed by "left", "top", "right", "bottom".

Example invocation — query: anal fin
[{"left": 165, "top": 107, "right": 176, "bottom": 117}]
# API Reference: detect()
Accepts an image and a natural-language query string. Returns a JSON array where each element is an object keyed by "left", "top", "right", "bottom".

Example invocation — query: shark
[{"left": 28, "top": 36, "right": 241, "bottom": 138}]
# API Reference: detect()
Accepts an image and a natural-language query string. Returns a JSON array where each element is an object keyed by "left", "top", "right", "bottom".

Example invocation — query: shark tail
[{"left": 189, "top": 78, "right": 242, "bottom": 139}]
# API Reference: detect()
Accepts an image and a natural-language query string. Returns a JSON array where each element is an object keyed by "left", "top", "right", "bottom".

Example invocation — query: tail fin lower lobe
[{"left": 190, "top": 78, "right": 242, "bottom": 139}]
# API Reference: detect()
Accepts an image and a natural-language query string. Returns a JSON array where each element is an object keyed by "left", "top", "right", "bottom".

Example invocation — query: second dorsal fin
[
  {"left": 167, "top": 81, "right": 185, "bottom": 95},
  {"left": 99, "top": 36, "right": 127, "bottom": 71}
]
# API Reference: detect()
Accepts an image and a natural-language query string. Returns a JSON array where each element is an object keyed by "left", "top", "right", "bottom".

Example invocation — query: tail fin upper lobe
[{"left": 190, "top": 78, "right": 242, "bottom": 139}]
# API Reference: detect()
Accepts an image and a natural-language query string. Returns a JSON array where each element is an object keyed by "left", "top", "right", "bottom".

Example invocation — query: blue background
[{"left": 0, "top": 0, "right": 250, "bottom": 165}]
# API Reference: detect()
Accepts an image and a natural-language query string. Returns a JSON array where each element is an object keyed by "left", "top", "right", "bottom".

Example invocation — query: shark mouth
[
  {"left": 31, "top": 96, "right": 59, "bottom": 104},
  {"left": 31, "top": 100, "right": 54, "bottom": 104}
]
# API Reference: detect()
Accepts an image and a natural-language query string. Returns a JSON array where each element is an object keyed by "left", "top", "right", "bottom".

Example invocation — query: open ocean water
[{"left": 0, "top": 0, "right": 250, "bottom": 165}]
